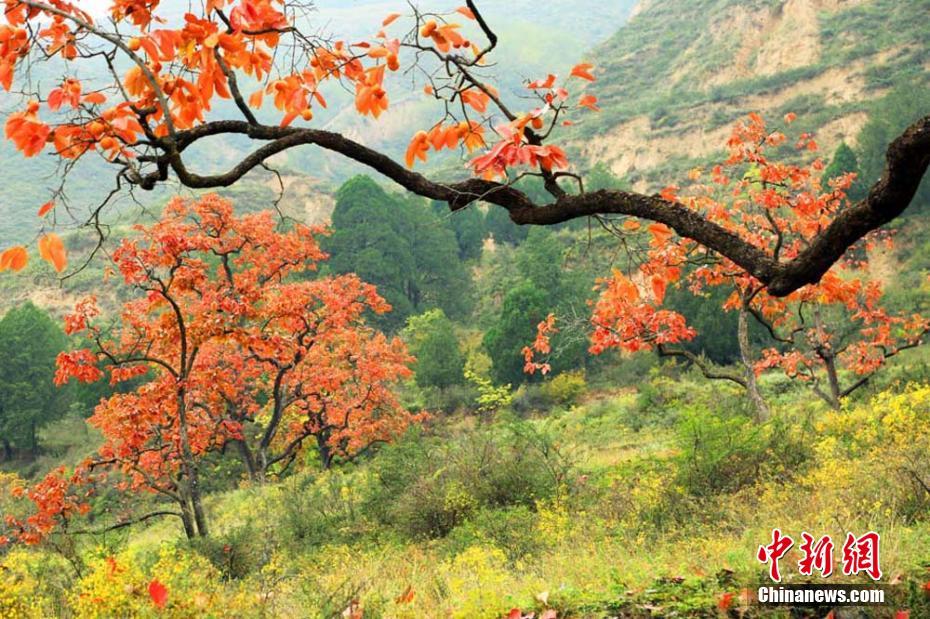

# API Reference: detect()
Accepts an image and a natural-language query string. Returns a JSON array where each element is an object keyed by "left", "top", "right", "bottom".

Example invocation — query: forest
[{"left": 0, "top": 0, "right": 929, "bottom": 617}]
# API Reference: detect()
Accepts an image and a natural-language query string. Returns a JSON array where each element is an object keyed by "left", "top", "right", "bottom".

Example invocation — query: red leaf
[
  {"left": 37, "top": 200, "right": 55, "bottom": 217},
  {"left": 717, "top": 592, "right": 734, "bottom": 611},
  {"left": 578, "top": 94, "right": 600, "bottom": 111},
  {"left": 570, "top": 63, "right": 595, "bottom": 81},
  {"left": 148, "top": 578, "right": 168, "bottom": 609}
]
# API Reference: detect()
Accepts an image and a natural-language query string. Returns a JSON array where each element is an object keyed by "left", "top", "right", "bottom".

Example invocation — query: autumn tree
[
  {"left": 7, "top": 195, "right": 422, "bottom": 542},
  {"left": 526, "top": 115, "right": 929, "bottom": 417},
  {"left": 0, "top": 0, "right": 924, "bottom": 299}
]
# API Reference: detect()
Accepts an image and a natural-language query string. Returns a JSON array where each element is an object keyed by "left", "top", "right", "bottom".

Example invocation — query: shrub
[
  {"left": 367, "top": 424, "right": 570, "bottom": 539},
  {"left": 444, "top": 506, "right": 542, "bottom": 561},
  {"left": 807, "top": 384, "right": 930, "bottom": 521},
  {"left": 440, "top": 545, "right": 514, "bottom": 619},
  {"left": 540, "top": 370, "right": 587, "bottom": 406},
  {"left": 674, "top": 406, "right": 808, "bottom": 497}
]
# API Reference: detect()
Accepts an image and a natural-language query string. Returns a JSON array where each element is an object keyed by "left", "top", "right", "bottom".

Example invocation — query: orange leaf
[
  {"left": 456, "top": 6, "right": 476, "bottom": 19},
  {"left": 570, "top": 63, "right": 595, "bottom": 82},
  {"left": 82, "top": 92, "right": 107, "bottom": 105},
  {"left": 38, "top": 233, "right": 67, "bottom": 273},
  {"left": 647, "top": 223, "right": 673, "bottom": 245},
  {"left": 37, "top": 200, "right": 55, "bottom": 217},
  {"left": 248, "top": 89, "right": 263, "bottom": 108},
  {"left": 0, "top": 246, "right": 28, "bottom": 272},
  {"left": 148, "top": 579, "right": 168, "bottom": 609},
  {"left": 382, "top": 13, "right": 401, "bottom": 27},
  {"left": 394, "top": 584, "right": 415, "bottom": 604},
  {"left": 651, "top": 276, "right": 667, "bottom": 305},
  {"left": 405, "top": 131, "right": 429, "bottom": 168},
  {"left": 578, "top": 94, "right": 600, "bottom": 111},
  {"left": 659, "top": 185, "right": 679, "bottom": 202},
  {"left": 717, "top": 592, "right": 734, "bottom": 611}
]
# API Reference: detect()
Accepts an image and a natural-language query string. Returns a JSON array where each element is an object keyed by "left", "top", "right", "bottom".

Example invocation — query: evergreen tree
[
  {"left": 823, "top": 142, "right": 866, "bottom": 202},
  {"left": 444, "top": 204, "right": 486, "bottom": 262},
  {"left": 325, "top": 176, "right": 474, "bottom": 330},
  {"left": 485, "top": 206, "right": 529, "bottom": 246},
  {"left": 483, "top": 281, "right": 550, "bottom": 385},
  {"left": 0, "top": 302, "right": 69, "bottom": 458}
]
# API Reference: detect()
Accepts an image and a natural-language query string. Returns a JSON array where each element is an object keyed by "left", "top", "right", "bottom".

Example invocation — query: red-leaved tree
[
  {"left": 526, "top": 115, "right": 929, "bottom": 417},
  {"left": 6, "top": 195, "right": 423, "bottom": 541}
]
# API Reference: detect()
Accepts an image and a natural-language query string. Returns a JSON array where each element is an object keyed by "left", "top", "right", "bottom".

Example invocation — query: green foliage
[
  {"left": 515, "top": 228, "right": 563, "bottom": 297},
  {"left": 0, "top": 302, "right": 69, "bottom": 457},
  {"left": 325, "top": 176, "right": 474, "bottom": 330},
  {"left": 433, "top": 202, "right": 487, "bottom": 261},
  {"left": 464, "top": 365, "right": 514, "bottom": 415},
  {"left": 664, "top": 284, "right": 768, "bottom": 365},
  {"left": 483, "top": 231, "right": 594, "bottom": 385},
  {"left": 483, "top": 281, "right": 550, "bottom": 385},
  {"left": 403, "top": 309, "right": 465, "bottom": 390},
  {"left": 540, "top": 371, "right": 588, "bottom": 407},
  {"left": 444, "top": 505, "right": 543, "bottom": 561},
  {"left": 822, "top": 142, "right": 866, "bottom": 202},
  {"left": 484, "top": 206, "right": 528, "bottom": 246},
  {"left": 367, "top": 424, "right": 569, "bottom": 539},
  {"left": 674, "top": 407, "right": 808, "bottom": 496}
]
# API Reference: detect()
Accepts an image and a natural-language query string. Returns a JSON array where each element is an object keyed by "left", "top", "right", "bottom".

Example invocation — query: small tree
[
  {"left": 403, "top": 309, "right": 465, "bottom": 390},
  {"left": 0, "top": 302, "right": 69, "bottom": 458}
]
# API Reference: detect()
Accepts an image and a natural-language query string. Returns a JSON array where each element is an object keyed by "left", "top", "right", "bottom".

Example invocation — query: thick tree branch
[{"left": 127, "top": 111, "right": 930, "bottom": 297}]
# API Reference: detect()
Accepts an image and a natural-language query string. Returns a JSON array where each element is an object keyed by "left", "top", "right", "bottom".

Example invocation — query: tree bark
[
  {"left": 176, "top": 392, "right": 209, "bottom": 537},
  {"left": 317, "top": 432, "right": 333, "bottom": 470},
  {"left": 738, "top": 303, "right": 769, "bottom": 421}
]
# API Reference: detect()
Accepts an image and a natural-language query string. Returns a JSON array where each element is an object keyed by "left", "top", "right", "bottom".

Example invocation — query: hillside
[{"left": 577, "top": 0, "right": 930, "bottom": 191}]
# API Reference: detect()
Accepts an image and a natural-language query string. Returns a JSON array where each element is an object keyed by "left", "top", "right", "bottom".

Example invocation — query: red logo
[{"left": 758, "top": 530, "right": 882, "bottom": 582}]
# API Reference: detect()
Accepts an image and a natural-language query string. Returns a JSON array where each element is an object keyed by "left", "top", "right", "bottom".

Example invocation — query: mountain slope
[{"left": 577, "top": 0, "right": 930, "bottom": 191}]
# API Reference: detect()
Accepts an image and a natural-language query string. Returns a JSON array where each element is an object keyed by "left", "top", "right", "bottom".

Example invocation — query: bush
[
  {"left": 274, "top": 468, "right": 368, "bottom": 548},
  {"left": 367, "top": 424, "right": 570, "bottom": 539},
  {"left": 807, "top": 384, "right": 930, "bottom": 521},
  {"left": 444, "top": 506, "right": 543, "bottom": 561},
  {"left": 540, "top": 370, "right": 587, "bottom": 406},
  {"left": 674, "top": 406, "right": 808, "bottom": 497},
  {"left": 190, "top": 521, "right": 270, "bottom": 580}
]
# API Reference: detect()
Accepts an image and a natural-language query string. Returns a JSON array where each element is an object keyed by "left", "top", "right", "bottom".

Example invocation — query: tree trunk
[
  {"left": 29, "top": 420, "right": 37, "bottom": 458},
  {"left": 317, "top": 433, "right": 333, "bottom": 470},
  {"left": 738, "top": 304, "right": 769, "bottom": 421},
  {"left": 235, "top": 439, "right": 261, "bottom": 482},
  {"left": 813, "top": 308, "right": 842, "bottom": 410},
  {"left": 179, "top": 500, "right": 196, "bottom": 540},
  {"left": 2, "top": 438, "right": 11, "bottom": 462},
  {"left": 176, "top": 392, "right": 209, "bottom": 537},
  {"left": 822, "top": 354, "right": 842, "bottom": 410}
]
